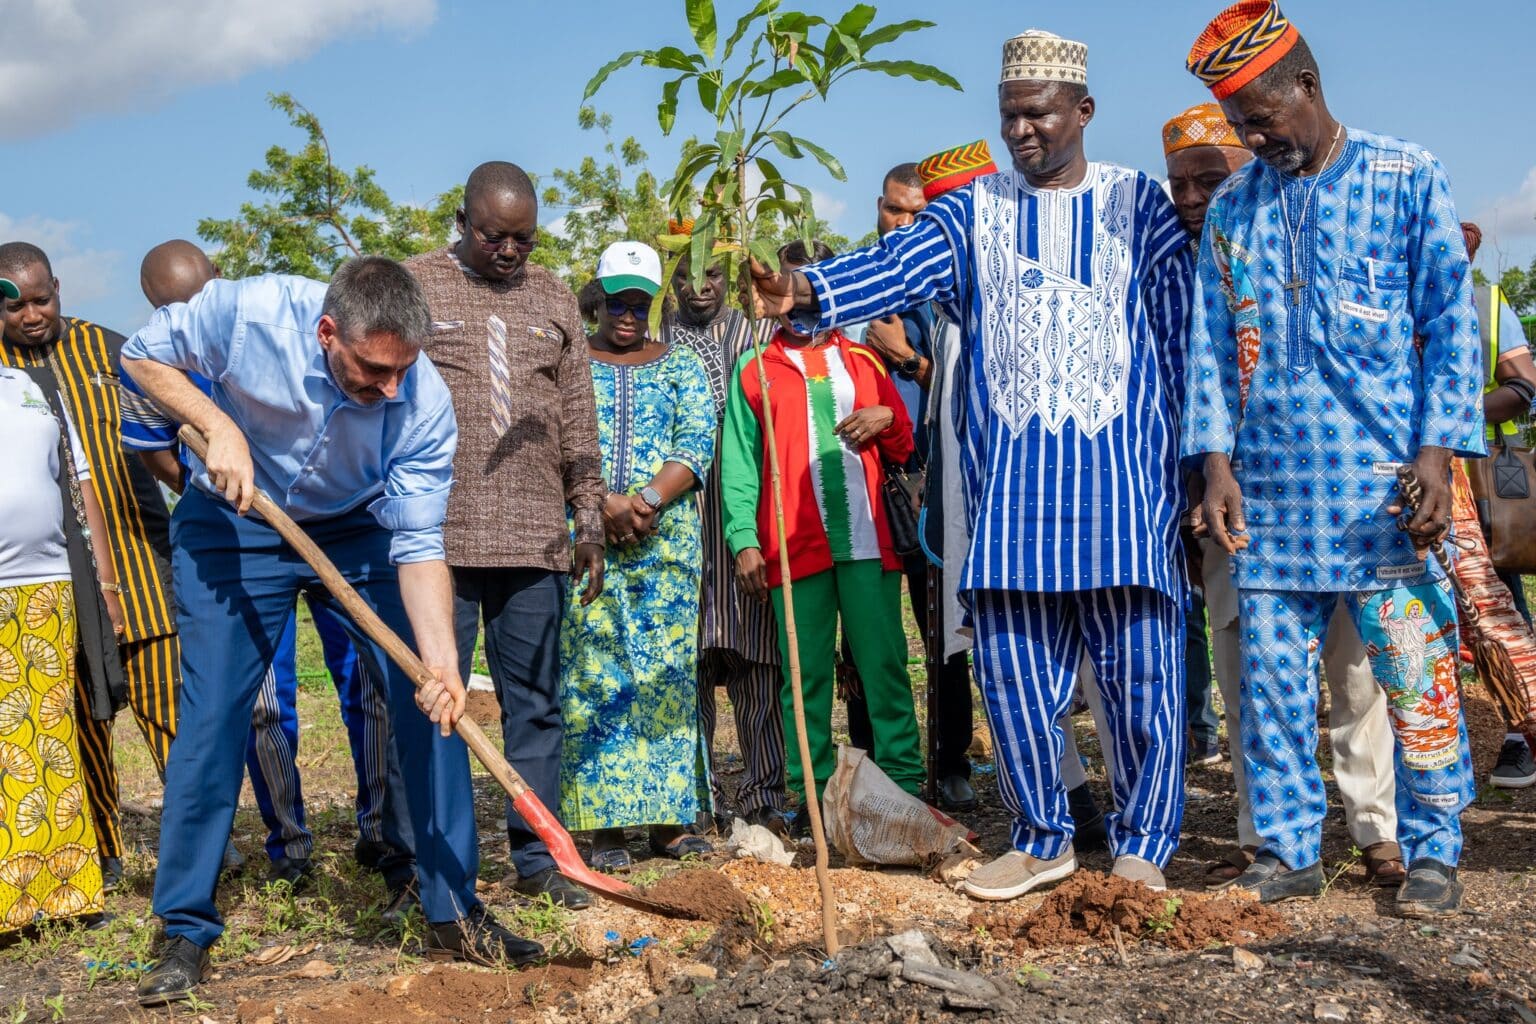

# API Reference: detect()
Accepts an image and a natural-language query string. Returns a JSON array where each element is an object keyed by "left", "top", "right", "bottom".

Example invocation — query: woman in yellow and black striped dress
[{"left": 0, "top": 364, "right": 105, "bottom": 931}]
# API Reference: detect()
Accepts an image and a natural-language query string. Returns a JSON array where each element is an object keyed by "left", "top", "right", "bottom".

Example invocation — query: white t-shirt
[{"left": 0, "top": 368, "right": 90, "bottom": 587}]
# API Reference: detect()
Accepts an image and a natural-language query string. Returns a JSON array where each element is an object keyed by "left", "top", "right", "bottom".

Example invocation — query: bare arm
[
  {"left": 121, "top": 357, "right": 255, "bottom": 513},
  {"left": 1487, "top": 348, "right": 1536, "bottom": 425},
  {"left": 79, "top": 478, "right": 124, "bottom": 637},
  {"left": 398, "top": 558, "right": 466, "bottom": 737},
  {"left": 137, "top": 450, "right": 186, "bottom": 494}
]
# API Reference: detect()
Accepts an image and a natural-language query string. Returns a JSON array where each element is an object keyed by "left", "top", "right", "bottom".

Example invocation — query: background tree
[
  {"left": 530, "top": 107, "right": 682, "bottom": 288},
  {"left": 199, "top": 93, "right": 459, "bottom": 279},
  {"left": 586, "top": 0, "right": 958, "bottom": 955}
]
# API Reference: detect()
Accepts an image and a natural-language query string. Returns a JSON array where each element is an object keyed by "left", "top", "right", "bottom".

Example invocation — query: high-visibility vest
[{"left": 1479, "top": 283, "right": 1520, "bottom": 440}]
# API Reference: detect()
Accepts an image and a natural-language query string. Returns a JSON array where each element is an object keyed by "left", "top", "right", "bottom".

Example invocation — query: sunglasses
[
  {"left": 605, "top": 296, "right": 652, "bottom": 318},
  {"left": 460, "top": 212, "right": 537, "bottom": 255}
]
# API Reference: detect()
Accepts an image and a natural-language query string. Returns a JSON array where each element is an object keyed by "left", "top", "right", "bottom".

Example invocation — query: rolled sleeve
[{"left": 371, "top": 385, "right": 457, "bottom": 564}]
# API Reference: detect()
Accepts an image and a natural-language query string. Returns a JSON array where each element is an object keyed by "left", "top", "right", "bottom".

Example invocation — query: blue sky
[{"left": 5, "top": 0, "right": 1535, "bottom": 334}]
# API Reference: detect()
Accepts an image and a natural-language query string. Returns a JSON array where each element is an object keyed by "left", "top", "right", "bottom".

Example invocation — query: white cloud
[
  {"left": 0, "top": 212, "right": 121, "bottom": 305},
  {"left": 0, "top": 0, "right": 435, "bottom": 133},
  {"left": 1473, "top": 165, "right": 1536, "bottom": 242}
]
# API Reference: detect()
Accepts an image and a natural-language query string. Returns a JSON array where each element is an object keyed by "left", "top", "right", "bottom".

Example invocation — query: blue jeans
[
  {"left": 452, "top": 567, "right": 566, "bottom": 879},
  {"left": 245, "top": 597, "right": 413, "bottom": 885},
  {"left": 153, "top": 490, "right": 481, "bottom": 947}
]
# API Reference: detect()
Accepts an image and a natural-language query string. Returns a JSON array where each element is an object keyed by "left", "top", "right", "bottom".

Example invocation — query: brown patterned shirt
[{"left": 404, "top": 248, "right": 604, "bottom": 571}]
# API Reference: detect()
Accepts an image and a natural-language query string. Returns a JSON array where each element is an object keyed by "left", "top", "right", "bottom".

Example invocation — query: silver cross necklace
[{"left": 1278, "top": 122, "right": 1343, "bottom": 308}]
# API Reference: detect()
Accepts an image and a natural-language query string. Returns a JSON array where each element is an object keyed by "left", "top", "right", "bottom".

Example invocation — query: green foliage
[
  {"left": 530, "top": 107, "right": 681, "bottom": 289},
  {"left": 584, "top": 0, "right": 959, "bottom": 335},
  {"left": 198, "top": 93, "right": 461, "bottom": 280}
]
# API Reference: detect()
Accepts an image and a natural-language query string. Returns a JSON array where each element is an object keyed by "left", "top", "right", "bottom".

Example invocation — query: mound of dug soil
[
  {"left": 968, "top": 871, "right": 1288, "bottom": 952},
  {"left": 638, "top": 868, "right": 751, "bottom": 922}
]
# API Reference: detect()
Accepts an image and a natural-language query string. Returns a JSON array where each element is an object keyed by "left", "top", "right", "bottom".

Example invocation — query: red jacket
[{"left": 720, "top": 329, "right": 914, "bottom": 587}]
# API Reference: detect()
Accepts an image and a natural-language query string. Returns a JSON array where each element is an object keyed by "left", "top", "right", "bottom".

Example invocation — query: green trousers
[{"left": 771, "top": 559, "right": 925, "bottom": 802}]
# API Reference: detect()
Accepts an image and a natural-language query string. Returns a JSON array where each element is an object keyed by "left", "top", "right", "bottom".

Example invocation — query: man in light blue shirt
[{"left": 122, "top": 256, "right": 543, "bottom": 1007}]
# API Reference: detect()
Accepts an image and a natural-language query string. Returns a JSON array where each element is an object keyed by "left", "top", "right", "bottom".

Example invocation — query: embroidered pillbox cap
[
  {"left": 0, "top": 279, "right": 17, "bottom": 301},
  {"left": 1163, "top": 102, "right": 1245, "bottom": 156},
  {"left": 1001, "top": 29, "right": 1087, "bottom": 87},
  {"left": 916, "top": 141, "right": 999, "bottom": 200},
  {"left": 1186, "top": 1, "right": 1301, "bottom": 100},
  {"left": 595, "top": 240, "right": 663, "bottom": 297}
]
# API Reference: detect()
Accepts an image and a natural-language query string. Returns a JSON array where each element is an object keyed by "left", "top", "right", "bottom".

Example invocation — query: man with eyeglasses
[{"left": 404, "top": 161, "right": 605, "bottom": 909}]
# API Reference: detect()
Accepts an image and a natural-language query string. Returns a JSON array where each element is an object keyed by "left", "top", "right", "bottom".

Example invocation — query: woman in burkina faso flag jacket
[{"left": 720, "top": 239, "right": 925, "bottom": 814}]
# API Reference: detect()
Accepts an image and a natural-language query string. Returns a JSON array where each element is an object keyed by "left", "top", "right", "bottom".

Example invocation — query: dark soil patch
[
  {"left": 636, "top": 867, "right": 751, "bottom": 922},
  {"left": 970, "top": 870, "right": 1289, "bottom": 952}
]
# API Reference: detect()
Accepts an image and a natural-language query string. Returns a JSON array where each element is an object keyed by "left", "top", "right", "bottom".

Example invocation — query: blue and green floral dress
[{"left": 559, "top": 343, "right": 716, "bottom": 831}]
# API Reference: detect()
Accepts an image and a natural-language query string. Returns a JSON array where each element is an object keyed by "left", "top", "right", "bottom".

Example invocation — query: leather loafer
[
  {"left": 1234, "top": 854, "right": 1323, "bottom": 903},
  {"left": 937, "top": 775, "right": 978, "bottom": 812},
  {"left": 137, "top": 936, "right": 210, "bottom": 1007},
  {"left": 744, "top": 806, "right": 791, "bottom": 837},
  {"left": 426, "top": 906, "right": 544, "bottom": 967},
  {"left": 512, "top": 867, "right": 591, "bottom": 911},
  {"left": 1396, "top": 859, "right": 1463, "bottom": 918}
]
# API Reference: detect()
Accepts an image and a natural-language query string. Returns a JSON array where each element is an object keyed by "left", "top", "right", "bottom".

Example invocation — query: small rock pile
[{"left": 639, "top": 930, "right": 1018, "bottom": 1022}]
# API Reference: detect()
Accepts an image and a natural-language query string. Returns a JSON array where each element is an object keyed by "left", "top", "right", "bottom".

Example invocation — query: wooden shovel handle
[{"left": 176, "top": 424, "right": 528, "bottom": 801}]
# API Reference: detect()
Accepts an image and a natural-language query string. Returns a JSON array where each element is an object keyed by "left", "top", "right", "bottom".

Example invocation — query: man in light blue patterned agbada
[
  {"left": 1183, "top": 1, "right": 1484, "bottom": 917},
  {"left": 753, "top": 28, "right": 1194, "bottom": 901}
]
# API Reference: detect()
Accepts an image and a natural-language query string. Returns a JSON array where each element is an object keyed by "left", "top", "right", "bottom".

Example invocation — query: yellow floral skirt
[{"left": 0, "top": 580, "right": 103, "bottom": 932}]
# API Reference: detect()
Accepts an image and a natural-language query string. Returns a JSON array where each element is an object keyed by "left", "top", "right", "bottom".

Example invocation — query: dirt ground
[{"left": 0, "top": 665, "right": 1532, "bottom": 1023}]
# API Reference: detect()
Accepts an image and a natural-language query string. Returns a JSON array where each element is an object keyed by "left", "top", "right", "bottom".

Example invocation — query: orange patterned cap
[
  {"left": 1186, "top": 1, "right": 1301, "bottom": 100},
  {"left": 1163, "top": 103, "right": 1244, "bottom": 156},
  {"left": 916, "top": 140, "right": 999, "bottom": 200}
]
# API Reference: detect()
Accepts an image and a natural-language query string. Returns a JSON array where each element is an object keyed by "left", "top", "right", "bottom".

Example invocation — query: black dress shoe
[
  {"left": 380, "top": 881, "right": 420, "bottom": 928},
  {"left": 937, "top": 775, "right": 978, "bottom": 812},
  {"left": 513, "top": 867, "right": 591, "bottom": 910},
  {"left": 425, "top": 906, "right": 544, "bottom": 967},
  {"left": 1396, "top": 859, "right": 1463, "bottom": 918},
  {"left": 1066, "top": 783, "right": 1107, "bottom": 851},
  {"left": 1234, "top": 854, "right": 1323, "bottom": 903},
  {"left": 354, "top": 838, "right": 392, "bottom": 870},
  {"left": 266, "top": 857, "right": 313, "bottom": 889},
  {"left": 137, "top": 936, "right": 210, "bottom": 1007},
  {"left": 100, "top": 856, "right": 124, "bottom": 893}
]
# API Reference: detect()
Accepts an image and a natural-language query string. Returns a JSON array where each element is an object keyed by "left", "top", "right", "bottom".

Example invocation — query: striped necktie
[{"left": 487, "top": 314, "right": 512, "bottom": 437}]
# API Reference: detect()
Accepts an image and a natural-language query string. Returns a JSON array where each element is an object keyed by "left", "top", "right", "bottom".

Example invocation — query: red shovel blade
[{"left": 510, "top": 789, "right": 645, "bottom": 902}]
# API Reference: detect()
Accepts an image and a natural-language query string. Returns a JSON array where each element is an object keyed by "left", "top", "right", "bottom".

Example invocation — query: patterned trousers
[
  {"left": 246, "top": 597, "right": 405, "bottom": 872},
  {"left": 972, "top": 586, "right": 1186, "bottom": 867},
  {"left": 1450, "top": 460, "right": 1536, "bottom": 733},
  {"left": 698, "top": 648, "right": 787, "bottom": 817},
  {"left": 1239, "top": 581, "right": 1475, "bottom": 868},
  {"left": 74, "top": 632, "right": 181, "bottom": 858}
]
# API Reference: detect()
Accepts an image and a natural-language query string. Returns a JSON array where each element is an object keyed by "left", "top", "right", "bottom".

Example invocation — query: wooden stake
[{"left": 741, "top": 270, "right": 840, "bottom": 957}]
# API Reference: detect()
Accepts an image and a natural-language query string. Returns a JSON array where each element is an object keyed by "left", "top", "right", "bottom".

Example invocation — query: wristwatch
[
  {"left": 895, "top": 353, "right": 922, "bottom": 378},
  {"left": 640, "top": 486, "right": 664, "bottom": 510}
]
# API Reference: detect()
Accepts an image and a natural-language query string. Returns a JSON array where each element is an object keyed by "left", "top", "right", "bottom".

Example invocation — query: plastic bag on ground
[
  {"left": 725, "top": 817, "right": 796, "bottom": 866},
  {"left": 822, "top": 745, "right": 975, "bottom": 867}
]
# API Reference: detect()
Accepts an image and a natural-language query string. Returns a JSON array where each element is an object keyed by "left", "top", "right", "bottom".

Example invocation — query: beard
[{"left": 1257, "top": 141, "right": 1310, "bottom": 175}]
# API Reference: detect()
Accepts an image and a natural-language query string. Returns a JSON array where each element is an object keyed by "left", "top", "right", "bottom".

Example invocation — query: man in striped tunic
[
  {"left": 0, "top": 241, "right": 182, "bottom": 891},
  {"left": 751, "top": 30, "right": 1193, "bottom": 898},
  {"left": 662, "top": 243, "right": 788, "bottom": 832}
]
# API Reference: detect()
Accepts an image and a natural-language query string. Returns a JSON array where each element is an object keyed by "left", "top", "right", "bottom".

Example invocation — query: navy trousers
[
  {"left": 246, "top": 596, "right": 413, "bottom": 883},
  {"left": 452, "top": 567, "right": 566, "bottom": 879},
  {"left": 154, "top": 490, "right": 481, "bottom": 947}
]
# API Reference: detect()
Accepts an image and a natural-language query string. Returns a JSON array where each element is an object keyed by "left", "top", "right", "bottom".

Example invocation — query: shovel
[{"left": 177, "top": 425, "right": 678, "bottom": 916}]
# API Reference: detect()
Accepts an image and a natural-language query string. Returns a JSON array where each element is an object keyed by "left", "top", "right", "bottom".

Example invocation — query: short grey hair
[{"left": 322, "top": 256, "right": 432, "bottom": 347}]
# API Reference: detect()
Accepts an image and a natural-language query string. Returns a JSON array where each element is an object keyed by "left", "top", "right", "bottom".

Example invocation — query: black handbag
[{"left": 882, "top": 459, "right": 924, "bottom": 557}]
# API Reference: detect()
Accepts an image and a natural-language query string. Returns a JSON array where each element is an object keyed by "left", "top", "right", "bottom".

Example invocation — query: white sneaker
[
  {"left": 962, "top": 848, "right": 1076, "bottom": 901},
  {"left": 1111, "top": 854, "right": 1167, "bottom": 891}
]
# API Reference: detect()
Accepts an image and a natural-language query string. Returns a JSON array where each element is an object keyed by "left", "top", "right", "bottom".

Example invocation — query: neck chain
[{"left": 1277, "top": 122, "right": 1343, "bottom": 308}]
